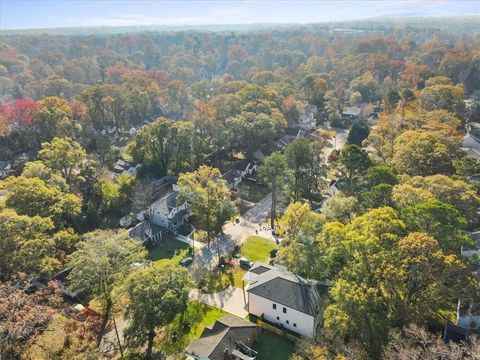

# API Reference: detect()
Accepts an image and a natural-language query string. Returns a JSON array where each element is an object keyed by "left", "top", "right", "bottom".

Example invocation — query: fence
[{"left": 256, "top": 319, "right": 300, "bottom": 343}]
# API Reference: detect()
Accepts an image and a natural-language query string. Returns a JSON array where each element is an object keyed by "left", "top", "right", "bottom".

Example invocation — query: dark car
[
  {"left": 179, "top": 256, "right": 194, "bottom": 267},
  {"left": 239, "top": 257, "right": 254, "bottom": 268}
]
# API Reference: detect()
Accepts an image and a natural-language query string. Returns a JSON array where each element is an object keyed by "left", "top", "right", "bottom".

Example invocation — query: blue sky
[{"left": 1, "top": 0, "right": 479, "bottom": 30}]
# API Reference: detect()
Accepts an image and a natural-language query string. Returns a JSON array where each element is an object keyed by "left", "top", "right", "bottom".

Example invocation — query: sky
[{"left": 1, "top": 0, "right": 479, "bottom": 30}]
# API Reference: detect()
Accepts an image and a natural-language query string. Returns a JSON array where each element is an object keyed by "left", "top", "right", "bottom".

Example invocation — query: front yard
[
  {"left": 147, "top": 236, "right": 190, "bottom": 267},
  {"left": 241, "top": 235, "right": 277, "bottom": 262},
  {"left": 200, "top": 235, "right": 277, "bottom": 293}
]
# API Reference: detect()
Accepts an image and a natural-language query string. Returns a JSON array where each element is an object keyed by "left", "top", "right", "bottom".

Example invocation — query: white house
[
  {"left": 222, "top": 169, "right": 243, "bottom": 190},
  {"left": 144, "top": 188, "right": 191, "bottom": 234},
  {"left": 460, "top": 230, "right": 480, "bottom": 257},
  {"left": 234, "top": 158, "right": 258, "bottom": 178},
  {"left": 243, "top": 263, "right": 328, "bottom": 339}
]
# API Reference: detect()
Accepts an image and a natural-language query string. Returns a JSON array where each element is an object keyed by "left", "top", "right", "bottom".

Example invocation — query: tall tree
[
  {"left": 67, "top": 230, "right": 147, "bottom": 347},
  {"left": 38, "top": 137, "right": 86, "bottom": 186},
  {"left": 335, "top": 145, "right": 372, "bottom": 195},
  {"left": 177, "top": 166, "right": 237, "bottom": 245},
  {"left": 123, "top": 264, "right": 191, "bottom": 359},
  {"left": 258, "top": 151, "right": 287, "bottom": 228}
]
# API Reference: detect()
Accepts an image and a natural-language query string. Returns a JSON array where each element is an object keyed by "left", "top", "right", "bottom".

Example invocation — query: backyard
[
  {"left": 237, "top": 181, "right": 270, "bottom": 203},
  {"left": 160, "top": 301, "right": 227, "bottom": 353},
  {"left": 252, "top": 330, "right": 296, "bottom": 360}
]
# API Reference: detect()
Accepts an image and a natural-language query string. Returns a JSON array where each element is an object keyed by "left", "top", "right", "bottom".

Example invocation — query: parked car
[
  {"left": 239, "top": 257, "right": 254, "bottom": 268},
  {"left": 179, "top": 256, "right": 194, "bottom": 267}
]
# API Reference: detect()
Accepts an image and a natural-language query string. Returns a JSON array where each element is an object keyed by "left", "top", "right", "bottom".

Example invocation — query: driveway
[
  {"left": 190, "top": 285, "right": 248, "bottom": 318},
  {"left": 242, "top": 192, "right": 272, "bottom": 224}
]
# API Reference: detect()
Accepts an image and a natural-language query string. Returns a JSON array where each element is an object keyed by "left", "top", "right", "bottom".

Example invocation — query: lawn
[
  {"left": 147, "top": 236, "right": 190, "bottom": 267},
  {"left": 237, "top": 181, "right": 270, "bottom": 203},
  {"left": 160, "top": 301, "right": 227, "bottom": 354},
  {"left": 252, "top": 330, "right": 296, "bottom": 360},
  {"left": 242, "top": 235, "right": 277, "bottom": 262}
]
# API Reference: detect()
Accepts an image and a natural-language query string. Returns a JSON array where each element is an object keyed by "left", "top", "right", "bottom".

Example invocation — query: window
[
  {"left": 294, "top": 323, "right": 297, "bottom": 327},
  {"left": 283, "top": 307, "right": 287, "bottom": 313},
  {"left": 272, "top": 303, "right": 276, "bottom": 310},
  {"left": 286, "top": 320, "right": 290, "bottom": 324},
  {"left": 276, "top": 316, "right": 280, "bottom": 320}
]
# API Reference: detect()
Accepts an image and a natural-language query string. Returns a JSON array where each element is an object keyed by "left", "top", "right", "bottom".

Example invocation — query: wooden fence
[{"left": 256, "top": 319, "right": 300, "bottom": 343}]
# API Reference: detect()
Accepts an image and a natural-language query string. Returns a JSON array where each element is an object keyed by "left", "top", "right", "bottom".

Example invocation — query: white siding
[{"left": 248, "top": 292, "right": 316, "bottom": 338}]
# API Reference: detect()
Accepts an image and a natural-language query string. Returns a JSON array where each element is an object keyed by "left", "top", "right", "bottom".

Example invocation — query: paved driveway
[{"left": 190, "top": 286, "right": 248, "bottom": 318}]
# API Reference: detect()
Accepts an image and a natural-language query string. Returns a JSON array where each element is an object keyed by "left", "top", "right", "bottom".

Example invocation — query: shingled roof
[
  {"left": 185, "top": 315, "right": 257, "bottom": 360},
  {"left": 245, "top": 263, "right": 328, "bottom": 316}
]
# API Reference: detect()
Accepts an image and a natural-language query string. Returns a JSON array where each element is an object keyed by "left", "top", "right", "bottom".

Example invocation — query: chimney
[{"left": 223, "top": 348, "right": 230, "bottom": 360}]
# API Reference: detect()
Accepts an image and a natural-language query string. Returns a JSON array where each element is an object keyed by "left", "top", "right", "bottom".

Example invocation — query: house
[
  {"left": 26, "top": 269, "right": 83, "bottom": 300},
  {"left": 456, "top": 299, "right": 480, "bottom": 331},
  {"left": 129, "top": 220, "right": 163, "bottom": 245},
  {"left": 243, "top": 263, "right": 328, "bottom": 338},
  {"left": 325, "top": 179, "right": 344, "bottom": 197},
  {"left": 222, "top": 169, "right": 243, "bottom": 190},
  {"left": 0, "top": 161, "right": 12, "bottom": 179},
  {"left": 234, "top": 159, "right": 257, "bottom": 178},
  {"left": 113, "top": 159, "right": 142, "bottom": 177},
  {"left": 460, "top": 230, "right": 480, "bottom": 257},
  {"left": 185, "top": 315, "right": 258, "bottom": 360},
  {"left": 342, "top": 106, "right": 362, "bottom": 124},
  {"left": 144, "top": 187, "right": 191, "bottom": 234},
  {"left": 298, "top": 105, "right": 318, "bottom": 130},
  {"left": 274, "top": 126, "right": 303, "bottom": 151}
]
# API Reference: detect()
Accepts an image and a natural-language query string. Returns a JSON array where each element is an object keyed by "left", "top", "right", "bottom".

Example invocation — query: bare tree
[
  {"left": 384, "top": 324, "right": 480, "bottom": 360},
  {"left": 130, "top": 176, "right": 156, "bottom": 214}
]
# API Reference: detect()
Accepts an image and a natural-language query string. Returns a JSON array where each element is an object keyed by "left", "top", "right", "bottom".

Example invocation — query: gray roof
[
  {"left": 343, "top": 107, "right": 362, "bottom": 116},
  {"left": 150, "top": 191, "right": 178, "bottom": 213},
  {"left": 222, "top": 169, "right": 241, "bottom": 185},
  {"left": 129, "top": 221, "right": 162, "bottom": 242},
  {"left": 185, "top": 315, "right": 257, "bottom": 359},
  {"left": 234, "top": 158, "right": 256, "bottom": 172},
  {"left": 246, "top": 263, "right": 327, "bottom": 316}
]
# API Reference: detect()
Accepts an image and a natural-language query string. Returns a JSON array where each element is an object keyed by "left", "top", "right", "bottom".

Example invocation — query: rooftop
[
  {"left": 245, "top": 263, "right": 328, "bottom": 316},
  {"left": 185, "top": 315, "right": 257, "bottom": 360},
  {"left": 150, "top": 190, "right": 178, "bottom": 213}
]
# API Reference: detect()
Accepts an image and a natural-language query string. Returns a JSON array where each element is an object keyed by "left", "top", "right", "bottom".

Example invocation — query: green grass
[
  {"left": 242, "top": 236, "right": 277, "bottom": 262},
  {"left": 160, "top": 301, "right": 227, "bottom": 354},
  {"left": 238, "top": 182, "right": 270, "bottom": 203},
  {"left": 147, "top": 236, "right": 190, "bottom": 267},
  {"left": 252, "top": 330, "right": 295, "bottom": 360}
]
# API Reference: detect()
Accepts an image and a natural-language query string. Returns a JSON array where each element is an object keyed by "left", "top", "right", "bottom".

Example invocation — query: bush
[{"left": 270, "top": 248, "right": 278, "bottom": 258}]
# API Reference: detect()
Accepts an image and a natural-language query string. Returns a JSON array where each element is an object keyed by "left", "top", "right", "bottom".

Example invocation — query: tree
[
  {"left": 0, "top": 208, "right": 55, "bottom": 281},
  {"left": 366, "top": 113, "right": 402, "bottom": 163},
  {"left": 123, "top": 264, "right": 191, "bottom": 359},
  {"left": 130, "top": 176, "right": 156, "bottom": 214},
  {"left": 38, "top": 137, "right": 86, "bottom": 186},
  {"left": 177, "top": 166, "right": 236, "bottom": 245},
  {"left": 321, "top": 192, "right": 358, "bottom": 223},
  {"left": 347, "top": 121, "right": 370, "bottom": 146},
  {"left": 127, "top": 118, "right": 195, "bottom": 177},
  {"left": 3, "top": 175, "right": 81, "bottom": 227},
  {"left": 400, "top": 201, "right": 471, "bottom": 253},
  {"left": 420, "top": 82, "right": 465, "bottom": 119},
  {"left": 277, "top": 202, "right": 325, "bottom": 276},
  {"left": 365, "top": 164, "right": 398, "bottom": 188},
  {"left": 285, "top": 138, "right": 326, "bottom": 201},
  {"left": 348, "top": 72, "right": 379, "bottom": 103},
  {"left": 0, "top": 276, "right": 63, "bottom": 359},
  {"left": 335, "top": 145, "right": 372, "bottom": 195},
  {"left": 392, "top": 130, "right": 453, "bottom": 176},
  {"left": 384, "top": 324, "right": 480, "bottom": 360},
  {"left": 394, "top": 174, "right": 480, "bottom": 225},
  {"left": 258, "top": 152, "right": 287, "bottom": 228},
  {"left": 34, "top": 96, "right": 77, "bottom": 142},
  {"left": 67, "top": 230, "right": 147, "bottom": 347}
]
